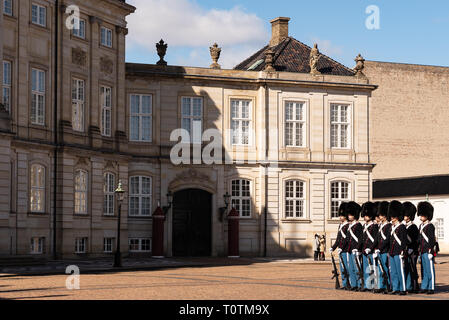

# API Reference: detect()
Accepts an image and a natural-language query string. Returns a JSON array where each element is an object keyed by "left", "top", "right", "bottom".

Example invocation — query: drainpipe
[
  {"left": 52, "top": 0, "right": 59, "bottom": 260},
  {"left": 263, "top": 82, "right": 269, "bottom": 257}
]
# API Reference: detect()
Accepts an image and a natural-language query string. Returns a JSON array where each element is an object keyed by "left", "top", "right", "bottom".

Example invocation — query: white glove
[
  {"left": 329, "top": 248, "right": 333, "bottom": 253},
  {"left": 352, "top": 249, "right": 358, "bottom": 255},
  {"left": 428, "top": 253, "right": 433, "bottom": 260},
  {"left": 375, "top": 249, "right": 380, "bottom": 254},
  {"left": 373, "top": 252, "right": 378, "bottom": 259},
  {"left": 408, "top": 249, "right": 413, "bottom": 255},
  {"left": 337, "top": 248, "right": 342, "bottom": 255},
  {"left": 365, "top": 248, "right": 371, "bottom": 255}
]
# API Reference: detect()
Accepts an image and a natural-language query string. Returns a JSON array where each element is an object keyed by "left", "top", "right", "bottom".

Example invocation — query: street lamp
[
  {"left": 113, "top": 180, "right": 125, "bottom": 268},
  {"left": 163, "top": 191, "right": 173, "bottom": 214},
  {"left": 219, "top": 192, "right": 231, "bottom": 221}
]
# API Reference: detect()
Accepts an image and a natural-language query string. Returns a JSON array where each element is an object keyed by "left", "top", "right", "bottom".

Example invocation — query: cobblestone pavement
[{"left": 1, "top": 256, "right": 448, "bottom": 300}]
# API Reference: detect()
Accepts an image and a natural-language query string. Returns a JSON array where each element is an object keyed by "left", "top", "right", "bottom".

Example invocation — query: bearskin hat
[
  {"left": 373, "top": 201, "right": 381, "bottom": 217},
  {"left": 402, "top": 202, "right": 417, "bottom": 221},
  {"left": 347, "top": 201, "right": 362, "bottom": 220},
  {"left": 388, "top": 200, "right": 403, "bottom": 221},
  {"left": 377, "top": 201, "right": 390, "bottom": 218},
  {"left": 361, "top": 202, "right": 376, "bottom": 220},
  {"left": 337, "top": 202, "right": 348, "bottom": 218},
  {"left": 417, "top": 201, "right": 434, "bottom": 221}
]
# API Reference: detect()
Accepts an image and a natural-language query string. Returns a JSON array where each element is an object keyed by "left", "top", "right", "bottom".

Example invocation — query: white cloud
[{"left": 310, "top": 37, "right": 344, "bottom": 57}]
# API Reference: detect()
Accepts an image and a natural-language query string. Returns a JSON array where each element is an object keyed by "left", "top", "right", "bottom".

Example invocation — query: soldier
[
  {"left": 402, "top": 202, "right": 419, "bottom": 293},
  {"left": 330, "top": 202, "right": 350, "bottom": 289},
  {"left": 373, "top": 201, "right": 381, "bottom": 225},
  {"left": 359, "top": 202, "right": 379, "bottom": 292},
  {"left": 388, "top": 200, "right": 407, "bottom": 295},
  {"left": 345, "top": 201, "right": 363, "bottom": 291},
  {"left": 417, "top": 201, "right": 436, "bottom": 294},
  {"left": 373, "top": 201, "right": 391, "bottom": 293}
]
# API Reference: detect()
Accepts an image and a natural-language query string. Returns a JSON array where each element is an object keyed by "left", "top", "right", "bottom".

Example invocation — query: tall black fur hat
[
  {"left": 361, "top": 202, "right": 376, "bottom": 220},
  {"left": 388, "top": 200, "right": 403, "bottom": 221},
  {"left": 347, "top": 201, "right": 361, "bottom": 220},
  {"left": 373, "top": 201, "right": 381, "bottom": 217},
  {"left": 417, "top": 201, "right": 434, "bottom": 221},
  {"left": 338, "top": 202, "right": 348, "bottom": 218},
  {"left": 377, "top": 201, "right": 390, "bottom": 218},
  {"left": 402, "top": 202, "right": 417, "bottom": 221}
]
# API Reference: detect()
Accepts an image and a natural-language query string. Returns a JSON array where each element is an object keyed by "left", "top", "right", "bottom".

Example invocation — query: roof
[
  {"left": 373, "top": 175, "right": 449, "bottom": 199},
  {"left": 234, "top": 37, "right": 356, "bottom": 76}
]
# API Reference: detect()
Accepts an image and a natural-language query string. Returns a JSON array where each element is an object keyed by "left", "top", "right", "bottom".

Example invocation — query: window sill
[
  {"left": 281, "top": 219, "right": 312, "bottom": 224},
  {"left": 3, "top": 14, "right": 16, "bottom": 20},
  {"left": 128, "top": 216, "right": 153, "bottom": 219},
  {"left": 29, "top": 21, "right": 49, "bottom": 31},
  {"left": 99, "top": 44, "right": 116, "bottom": 53},
  {"left": 28, "top": 212, "right": 48, "bottom": 216},
  {"left": 70, "top": 34, "right": 89, "bottom": 44},
  {"left": 74, "top": 214, "right": 89, "bottom": 218},
  {"left": 327, "top": 219, "right": 341, "bottom": 224}
]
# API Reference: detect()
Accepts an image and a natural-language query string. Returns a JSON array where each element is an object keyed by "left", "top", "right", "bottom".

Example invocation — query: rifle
[
  {"left": 375, "top": 255, "right": 391, "bottom": 291},
  {"left": 354, "top": 253, "right": 365, "bottom": 289},
  {"left": 339, "top": 253, "right": 351, "bottom": 289},
  {"left": 366, "top": 254, "right": 376, "bottom": 289},
  {"left": 407, "top": 254, "right": 419, "bottom": 291},
  {"left": 331, "top": 254, "right": 341, "bottom": 289}
]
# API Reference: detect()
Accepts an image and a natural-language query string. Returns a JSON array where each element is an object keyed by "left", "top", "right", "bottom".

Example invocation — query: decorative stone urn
[
  {"left": 209, "top": 43, "right": 221, "bottom": 69},
  {"left": 354, "top": 53, "right": 366, "bottom": 77},
  {"left": 156, "top": 39, "right": 168, "bottom": 66},
  {"left": 264, "top": 49, "right": 275, "bottom": 72}
]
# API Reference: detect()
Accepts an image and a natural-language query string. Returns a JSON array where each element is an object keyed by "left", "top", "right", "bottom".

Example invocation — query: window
[
  {"left": 30, "top": 164, "right": 45, "bottom": 213},
  {"left": 104, "top": 237, "right": 115, "bottom": 253},
  {"left": 101, "top": 86, "right": 112, "bottom": 136},
  {"left": 231, "top": 179, "right": 251, "bottom": 218},
  {"left": 285, "top": 101, "right": 306, "bottom": 147},
  {"left": 72, "top": 78, "right": 84, "bottom": 132},
  {"left": 75, "top": 237, "right": 87, "bottom": 254},
  {"left": 181, "top": 97, "right": 202, "bottom": 143},
  {"left": 330, "top": 181, "right": 350, "bottom": 218},
  {"left": 330, "top": 104, "right": 351, "bottom": 149},
  {"left": 31, "top": 68, "right": 45, "bottom": 125},
  {"left": 130, "top": 94, "right": 152, "bottom": 142},
  {"left": 231, "top": 99, "right": 251, "bottom": 145},
  {"left": 100, "top": 26, "right": 112, "bottom": 47},
  {"left": 103, "top": 173, "right": 115, "bottom": 216},
  {"left": 72, "top": 18, "right": 86, "bottom": 39},
  {"left": 436, "top": 218, "right": 444, "bottom": 240},
  {"left": 129, "top": 176, "right": 152, "bottom": 216},
  {"left": 285, "top": 180, "right": 306, "bottom": 218},
  {"left": 30, "top": 237, "right": 45, "bottom": 254},
  {"left": 31, "top": 3, "right": 46, "bottom": 27},
  {"left": 129, "top": 238, "right": 151, "bottom": 252},
  {"left": 74, "top": 170, "right": 88, "bottom": 214},
  {"left": 3, "top": 0, "right": 12, "bottom": 16},
  {"left": 3, "top": 61, "right": 11, "bottom": 113}
]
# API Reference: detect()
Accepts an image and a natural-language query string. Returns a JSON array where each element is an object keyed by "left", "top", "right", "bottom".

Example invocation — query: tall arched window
[
  {"left": 30, "top": 164, "right": 45, "bottom": 212},
  {"left": 285, "top": 180, "right": 306, "bottom": 219},
  {"left": 231, "top": 179, "right": 251, "bottom": 218},
  {"left": 330, "top": 181, "right": 350, "bottom": 218},
  {"left": 103, "top": 172, "right": 115, "bottom": 216},
  {"left": 75, "top": 170, "right": 88, "bottom": 214}
]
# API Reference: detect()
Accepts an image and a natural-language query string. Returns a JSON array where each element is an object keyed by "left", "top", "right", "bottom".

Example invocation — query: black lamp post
[
  {"left": 219, "top": 192, "right": 231, "bottom": 221},
  {"left": 113, "top": 180, "right": 125, "bottom": 268},
  {"left": 163, "top": 191, "right": 173, "bottom": 214}
]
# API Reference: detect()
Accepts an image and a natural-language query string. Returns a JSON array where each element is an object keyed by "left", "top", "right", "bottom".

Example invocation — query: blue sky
[{"left": 126, "top": 0, "right": 449, "bottom": 69}]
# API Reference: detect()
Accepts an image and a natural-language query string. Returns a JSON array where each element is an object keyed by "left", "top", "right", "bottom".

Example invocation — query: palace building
[{"left": 2, "top": 0, "right": 444, "bottom": 259}]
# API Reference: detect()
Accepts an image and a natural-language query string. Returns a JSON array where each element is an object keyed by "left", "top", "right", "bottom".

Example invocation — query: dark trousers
[{"left": 314, "top": 251, "right": 320, "bottom": 261}]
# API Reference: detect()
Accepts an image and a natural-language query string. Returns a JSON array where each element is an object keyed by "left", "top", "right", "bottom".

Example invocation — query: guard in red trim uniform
[
  {"left": 330, "top": 202, "right": 350, "bottom": 289},
  {"left": 345, "top": 201, "right": 363, "bottom": 290},
  {"left": 388, "top": 200, "right": 407, "bottom": 295},
  {"left": 402, "top": 202, "right": 419, "bottom": 293},
  {"left": 418, "top": 201, "right": 436, "bottom": 294},
  {"left": 373, "top": 201, "right": 391, "bottom": 293},
  {"left": 359, "top": 202, "right": 379, "bottom": 291}
]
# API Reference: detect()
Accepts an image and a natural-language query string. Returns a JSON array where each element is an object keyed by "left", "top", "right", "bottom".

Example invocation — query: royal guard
[
  {"left": 359, "top": 202, "right": 379, "bottom": 292},
  {"left": 330, "top": 202, "right": 350, "bottom": 289},
  {"left": 373, "top": 201, "right": 381, "bottom": 225},
  {"left": 388, "top": 200, "right": 407, "bottom": 295},
  {"left": 373, "top": 201, "right": 391, "bottom": 293},
  {"left": 417, "top": 201, "right": 436, "bottom": 294},
  {"left": 345, "top": 201, "right": 363, "bottom": 291},
  {"left": 402, "top": 202, "right": 419, "bottom": 293}
]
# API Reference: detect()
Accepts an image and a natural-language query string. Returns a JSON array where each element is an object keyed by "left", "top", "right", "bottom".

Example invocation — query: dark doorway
[{"left": 172, "top": 189, "right": 212, "bottom": 257}]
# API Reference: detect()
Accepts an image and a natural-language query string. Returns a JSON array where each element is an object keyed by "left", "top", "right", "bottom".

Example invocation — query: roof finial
[
  {"left": 309, "top": 43, "right": 321, "bottom": 75},
  {"left": 209, "top": 43, "right": 221, "bottom": 69},
  {"left": 156, "top": 39, "right": 168, "bottom": 66},
  {"left": 264, "top": 49, "right": 275, "bottom": 72},
  {"left": 354, "top": 53, "right": 366, "bottom": 77}
]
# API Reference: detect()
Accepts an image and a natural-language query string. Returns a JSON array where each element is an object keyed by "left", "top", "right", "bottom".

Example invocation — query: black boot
[{"left": 427, "top": 290, "right": 434, "bottom": 295}]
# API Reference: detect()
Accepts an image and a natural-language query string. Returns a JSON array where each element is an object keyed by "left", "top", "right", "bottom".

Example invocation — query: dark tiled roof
[
  {"left": 373, "top": 175, "right": 449, "bottom": 199},
  {"left": 234, "top": 37, "right": 355, "bottom": 76}
]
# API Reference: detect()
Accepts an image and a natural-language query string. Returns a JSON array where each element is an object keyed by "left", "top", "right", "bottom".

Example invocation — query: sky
[{"left": 125, "top": 0, "right": 449, "bottom": 70}]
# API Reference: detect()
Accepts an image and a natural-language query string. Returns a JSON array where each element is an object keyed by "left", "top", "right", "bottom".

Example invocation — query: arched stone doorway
[{"left": 172, "top": 189, "right": 212, "bottom": 256}]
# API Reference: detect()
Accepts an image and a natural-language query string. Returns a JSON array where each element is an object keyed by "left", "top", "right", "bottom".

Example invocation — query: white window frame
[
  {"left": 129, "top": 176, "right": 152, "bottom": 217},
  {"left": 230, "top": 179, "right": 251, "bottom": 218},
  {"left": 128, "top": 238, "right": 151, "bottom": 252},
  {"left": 330, "top": 103, "right": 351, "bottom": 149},
  {"left": 285, "top": 101, "right": 306, "bottom": 147},
  {"left": 436, "top": 218, "right": 444, "bottom": 240},
  {"left": 75, "top": 237, "right": 87, "bottom": 254},
  {"left": 181, "top": 96, "right": 203, "bottom": 143},
  {"left": 103, "top": 237, "right": 115, "bottom": 253},
  {"left": 3, "top": 0, "right": 12, "bottom": 16},
  {"left": 130, "top": 94, "right": 152, "bottom": 142},
  {"left": 72, "top": 78, "right": 85, "bottom": 132},
  {"left": 72, "top": 17, "right": 86, "bottom": 39},
  {"left": 74, "top": 170, "right": 88, "bottom": 215},
  {"left": 3, "top": 60, "right": 11, "bottom": 113},
  {"left": 31, "top": 3, "right": 46, "bottom": 27},
  {"left": 231, "top": 99, "right": 252, "bottom": 146},
  {"left": 101, "top": 86, "right": 112, "bottom": 136},
  {"left": 30, "top": 237, "right": 45, "bottom": 254},
  {"left": 330, "top": 181, "right": 351, "bottom": 219},
  {"left": 285, "top": 180, "right": 306, "bottom": 219},
  {"left": 30, "top": 164, "right": 45, "bottom": 213},
  {"left": 103, "top": 172, "right": 115, "bottom": 216},
  {"left": 100, "top": 26, "right": 112, "bottom": 47},
  {"left": 31, "top": 68, "right": 45, "bottom": 125}
]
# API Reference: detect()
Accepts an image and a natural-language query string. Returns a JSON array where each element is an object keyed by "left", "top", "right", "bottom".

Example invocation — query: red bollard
[
  {"left": 151, "top": 206, "right": 165, "bottom": 258},
  {"left": 228, "top": 208, "right": 240, "bottom": 258}
]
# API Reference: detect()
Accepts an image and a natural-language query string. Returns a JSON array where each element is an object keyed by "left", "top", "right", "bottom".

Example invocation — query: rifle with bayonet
[
  {"left": 354, "top": 252, "right": 365, "bottom": 289},
  {"left": 331, "top": 254, "right": 341, "bottom": 289},
  {"left": 366, "top": 254, "right": 376, "bottom": 290},
  {"left": 375, "top": 255, "right": 391, "bottom": 291},
  {"left": 339, "top": 253, "right": 351, "bottom": 289},
  {"left": 407, "top": 253, "right": 419, "bottom": 291}
]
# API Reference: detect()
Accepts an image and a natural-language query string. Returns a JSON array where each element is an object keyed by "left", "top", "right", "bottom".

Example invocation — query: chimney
[{"left": 270, "top": 17, "right": 290, "bottom": 47}]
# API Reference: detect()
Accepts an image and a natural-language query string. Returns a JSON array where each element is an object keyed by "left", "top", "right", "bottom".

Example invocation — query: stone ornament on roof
[
  {"left": 264, "top": 49, "right": 275, "bottom": 72},
  {"left": 156, "top": 39, "right": 168, "bottom": 66},
  {"left": 309, "top": 43, "right": 321, "bottom": 75},
  {"left": 354, "top": 53, "right": 366, "bottom": 77},
  {"left": 209, "top": 43, "right": 221, "bottom": 69}
]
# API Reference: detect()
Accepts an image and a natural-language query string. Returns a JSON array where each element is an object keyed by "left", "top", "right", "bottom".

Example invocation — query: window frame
[
  {"left": 181, "top": 96, "right": 203, "bottom": 144},
  {"left": 72, "top": 78, "right": 85, "bottom": 132},
  {"left": 103, "top": 237, "right": 115, "bottom": 253},
  {"left": 100, "top": 26, "right": 113, "bottom": 48},
  {"left": 74, "top": 169, "right": 88, "bottom": 215},
  {"left": 72, "top": 17, "right": 86, "bottom": 39},
  {"left": 230, "top": 179, "right": 252, "bottom": 218},
  {"left": 31, "top": 3, "right": 46, "bottom": 27},
  {"left": 30, "top": 164, "right": 46, "bottom": 213},
  {"left": 31, "top": 68, "right": 45, "bottom": 125},
  {"left": 3, "top": 0, "right": 12, "bottom": 16},
  {"left": 129, "top": 94, "right": 152, "bottom": 142},
  {"left": 128, "top": 176, "right": 152, "bottom": 217},
  {"left": 101, "top": 86, "right": 112, "bottom": 137},
  {"left": 330, "top": 103, "right": 352, "bottom": 149},
  {"left": 3, "top": 60, "right": 11, "bottom": 113},
  {"left": 128, "top": 238, "right": 151, "bottom": 252},
  {"left": 436, "top": 218, "right": 444, "bottom": 240},
  {"left": 30, "top": 237, "right": 45, "bottom": 254},
  {"left": 75, "top": 237, "right": 87, "bottom": 254},
  {"left": 284, "top": 101, "right": 307, "bottom": 148},
  {"left": 230, "top": 99, "right": 252, "bottom": 146},
  {"left": 284, "top": 180, "right": 306, "bottom": 219},
  {"left": 103, "top": 172, "right": 115, "bottom": 216},
  {"left": 330, "top": 180, "right": 351, "bottom": 219}
]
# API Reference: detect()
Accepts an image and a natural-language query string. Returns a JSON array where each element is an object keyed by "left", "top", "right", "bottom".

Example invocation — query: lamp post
[
  {"left": 223, "top": 192, "right": 231, "bottom": 209},
  {"left": 163, "top": 191, "right": 173, "bottom": 214},
  {"left": 113, "top": 180, "right": 125, "bottom": 268}
]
